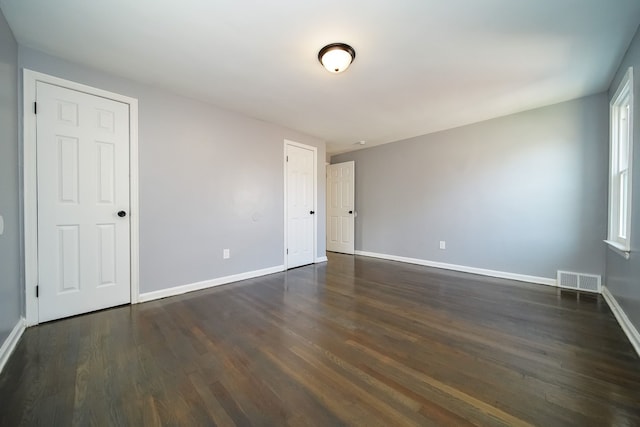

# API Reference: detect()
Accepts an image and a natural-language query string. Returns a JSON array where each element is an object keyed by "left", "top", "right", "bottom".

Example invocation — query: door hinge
[
  {"left": 34, "top": 101, "right": 37, "bottom": 114},
  {"left": 36, "top": 285, "right": 39, "bottom": 298},
  {"left": 286, "top": 248, "right": 288, "bottom": 254},
  {"left": 286, "top": 155, "right": 289, "bottom": 162}
]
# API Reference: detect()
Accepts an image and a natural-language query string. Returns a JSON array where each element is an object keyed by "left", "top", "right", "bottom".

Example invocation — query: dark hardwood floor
[{"left": 1, "top": 253, "right": 639, "bottom": 426}]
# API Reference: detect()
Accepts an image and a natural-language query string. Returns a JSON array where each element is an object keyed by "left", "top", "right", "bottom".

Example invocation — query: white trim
[
  {"left": 139, "top": 265, "right": 285, "bottom": 302},
  {"left": 354, "top": 250, "right": 557, "bottom": 287},
  {"left": 0, "top": 318, "right": 26, "bottom": 374},
  {"left": 22, "top": 69, "right": 140, "bottom": 325},
  {"left": 604, "top": 239, "right": 631, "bottom": 260},
  {"left": 283, "top": 140, "right": 318, "bottom": 269},
  {"left": 315, "top": 256, "right": 328, "bottom": 263},
  {"left": 326, "top": 161, "right": 356, "bottom": 255},
  {"left": 129, "top": 100, "right": 140, "bottom": 304},
  {"left": 608, "top": 67, "right": 634, "bottom": 252},
  {"left": 602, "top": 286, "right": 640, "bottom": 357}
]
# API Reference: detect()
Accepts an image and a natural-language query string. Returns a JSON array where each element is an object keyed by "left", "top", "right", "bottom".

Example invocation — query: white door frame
[
  {"left": 23, "top": 69, "right": 140, "bottom": 326},
  {"left": 326, "top": 161, "right": 355, "bottom": 254},
  {"left": 283, "top": 140, "right": 317, "bottom": 268}
]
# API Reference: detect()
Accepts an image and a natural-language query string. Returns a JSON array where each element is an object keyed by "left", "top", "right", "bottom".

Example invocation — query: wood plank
[{"left": 1, "top": 253, "right": 639, "bottom": 425}]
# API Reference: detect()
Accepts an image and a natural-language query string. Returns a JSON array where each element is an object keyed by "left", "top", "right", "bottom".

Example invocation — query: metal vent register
[{"left": 557, "top": 271, "right": 601, "bottom": 293}]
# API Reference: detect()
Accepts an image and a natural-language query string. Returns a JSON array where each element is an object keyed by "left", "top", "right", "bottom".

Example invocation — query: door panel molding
[
  {"left": 283, "top": 140, "right": 317, "bottom": 269},
  {"left": 327, "top": 161, "right": 355, "bottom": 254},
  {"left": 23, "top": 69, "right": 139, "bottom": 326}
]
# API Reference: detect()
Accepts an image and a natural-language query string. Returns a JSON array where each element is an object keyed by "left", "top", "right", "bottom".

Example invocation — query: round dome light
[{"left": 318, "top": 43, "right": 356, "bottom": 73}]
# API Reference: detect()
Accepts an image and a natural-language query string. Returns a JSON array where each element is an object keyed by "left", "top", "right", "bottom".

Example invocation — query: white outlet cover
[
  {"left": 439, "top": 241, "right": 446, "bottom": 249},
  {"left": 0, "top": 215, "right": 4, "bottom": 235}
]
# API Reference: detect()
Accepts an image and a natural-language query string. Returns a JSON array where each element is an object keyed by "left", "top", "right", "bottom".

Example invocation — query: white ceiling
[{"left": 2, "top": 1, "right": 640, "bottom": 155}]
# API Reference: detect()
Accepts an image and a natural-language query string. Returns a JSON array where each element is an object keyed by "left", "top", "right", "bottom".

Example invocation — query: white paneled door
[
  {"left": 286, "top": 143, "right": 316, "bottom": 268},
  {"left": 36, "top": 82, "right": 131, "bottom": 322},
  {"left": 327, "top": 161, "right": 355, "bottom": 254}
]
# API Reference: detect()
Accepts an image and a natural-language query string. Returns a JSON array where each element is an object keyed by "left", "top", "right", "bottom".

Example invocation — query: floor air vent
[{"left": 557, "top": 271, "right": 601, "bottom": 293}]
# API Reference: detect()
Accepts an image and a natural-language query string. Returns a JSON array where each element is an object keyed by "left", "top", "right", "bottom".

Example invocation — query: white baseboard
[
  {"left": 139, "top": 265, "right": 285, "bottom": 303},
  {"left": 0, "top": 317, "right": 26, "bottom": 374},
  {"left": 315, "top": 256, "right": 328, "bottom": 263},
  {"left": 602, "top": 286, "right": 640, "bottom": 357},
  {"left": 354, "top": 250, "right": 557, "bottom": 287}
]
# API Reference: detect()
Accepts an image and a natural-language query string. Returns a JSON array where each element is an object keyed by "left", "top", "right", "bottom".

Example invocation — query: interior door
[
  {"left": 327, "top": 161, "right": 355, "bottom": 254},
  {"left": 36, "top": 81, "right": 131, "bottom": 322},
  {"left": 286, "top": 143, "right": 315, "bottom": 268}
]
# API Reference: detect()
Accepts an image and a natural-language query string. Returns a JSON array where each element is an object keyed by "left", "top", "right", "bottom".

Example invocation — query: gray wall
[
  {"left": 332, "top": 94, "right": 608, "bottom": 279},
  {"left": 606, "top": 26, "right": 640, "bottom": 331},
  {"left": 19, "top": 47, "right": 326, "bottom": 294},
  {"left": 0, "top": 10, "right": 21, "bottom": 343}
]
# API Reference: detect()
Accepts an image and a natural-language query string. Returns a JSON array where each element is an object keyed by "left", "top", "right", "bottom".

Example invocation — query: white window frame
[{"left": 606, "top": 67, "right": 634, "bottom": 259}]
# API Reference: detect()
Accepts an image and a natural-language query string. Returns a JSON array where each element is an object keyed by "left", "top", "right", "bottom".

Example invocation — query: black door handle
[
  {"left": 310, "top": 210, "right": 315, "bottom": 215},
  {"left": 117, "top": 211, "right": 127, "bottom": 218},
  {"left": 348, "top": 210, "right": 353, "bottom": 214}
]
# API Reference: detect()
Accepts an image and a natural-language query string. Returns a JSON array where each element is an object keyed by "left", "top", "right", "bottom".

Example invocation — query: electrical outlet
[
  {"left": 439, "top": 241, "right": 446, "bottom": 250},
  {"left": 223, "top": 249, "right": 230, "bottom": 259}
]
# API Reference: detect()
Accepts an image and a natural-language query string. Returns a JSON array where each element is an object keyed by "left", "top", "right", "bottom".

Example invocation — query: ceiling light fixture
[{"left": 318, "top": 43, "right": 356, "bottom": 73}]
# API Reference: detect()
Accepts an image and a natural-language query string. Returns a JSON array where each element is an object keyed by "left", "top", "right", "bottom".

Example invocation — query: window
[{"left": 606, "top": 67, "right": 634, "bottom": 258}]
